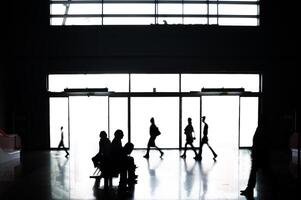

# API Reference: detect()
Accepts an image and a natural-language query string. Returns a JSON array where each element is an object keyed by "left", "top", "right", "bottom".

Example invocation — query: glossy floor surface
[{"left": 0, "top": 149, "right": 299, "bottom": 200}]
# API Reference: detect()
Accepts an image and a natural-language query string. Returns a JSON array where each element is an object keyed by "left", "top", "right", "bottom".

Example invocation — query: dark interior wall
[{"left": 5, "top": 0, "right": 298, "bottom": 149}]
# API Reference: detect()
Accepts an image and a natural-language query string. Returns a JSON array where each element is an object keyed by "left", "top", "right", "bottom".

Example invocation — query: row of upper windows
[
  {"left": 50, "top": 0, "right": 259, "bottom": 26},
  {"left": 48, "top": 74, "right": 260, "bottom": 93}
]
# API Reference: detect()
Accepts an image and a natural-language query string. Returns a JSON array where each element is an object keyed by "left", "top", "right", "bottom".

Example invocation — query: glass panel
[
  {"left": 209, "top": 4, "right": 218, "bottom": 15},
  {"left": 201, "top": 96, "right": 239, "bottom": 150},
  {"left": 184, "top": 4, "right": 207, "bottom": 15},
  {"left": 239, "top": 97, "right": 258, "bottom": 147},
  {"left": 158, "top": 4, "right": 182, "bottom": 14},
  {"left": 218, "top": 17, "right": 258, "bottom": 26},
  {"left": 48, "top": 74, "right": 129, "bottom": 92},
  {"left": 184, "top": 17, "right": 207, "bottom": 25},
  {"left": 50, "top": 97, "right": 69, "bottom": 148},
  {"left": 65, "top": 17, "right": 102, "bottom": 25},
  {"left": 103, "top": 17, "right": 154, "bottom": 25},
  {"left": 181, "top": 74, "right": 260, "bottom": 92},
  {"left": 69, "top": 96, "right": 108, "bottom": 157},
  {"left": 50, "top": 4, "right": 67, "bottom": 15},
  {"left": 109, "top": 97, "right": 128, "bottom": 143},
  {"left": 131, "top": 97, "right": 179, "bottom": 148},
  {"left": 68, "top": 4, "right": 102, "bottom": 15},
  {"left": 219, "top": 4, "right": 258, "bottom": 15},
  {"left": 182, "top": 97, "right": 201, "bottom": 148},
  {"left": 131, "top": 74, "right": 179, "bottom": 92},
  {"left": 103, "top": 3, "right": 154, "bottom": 14}
]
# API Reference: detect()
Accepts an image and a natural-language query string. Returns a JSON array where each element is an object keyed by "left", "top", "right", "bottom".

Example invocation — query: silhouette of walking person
[
  {"left": 143, "top": 117, "right": 164, "bottom": 159},
  {"left": 181, "top": 117, "right": 198, "bottom": 159},
  {"left": 58, "top": 126, "right": 69, "bottom": 157},
  {"left": 240, "top": 116, "right": 267, "bottom": 198},
  {"left": 197, "top": 116, "right": 217, "bottom": 161}
]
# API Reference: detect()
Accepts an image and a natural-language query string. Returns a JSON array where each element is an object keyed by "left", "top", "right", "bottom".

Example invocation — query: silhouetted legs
[
  {"left": 58, "top": 141, "right": 69, "bottom": 157},
  {"left": 144, "top": 145, "right": 164, "bottom": 159},
  {"left": 198, "top": 141, "right": 217, "bottom": 161},
  {"left": 240, "top": 157, "right": 258, "bottom": 197},
  {"left": 181, "top": 142, "right": 198, "bottom": 159}
]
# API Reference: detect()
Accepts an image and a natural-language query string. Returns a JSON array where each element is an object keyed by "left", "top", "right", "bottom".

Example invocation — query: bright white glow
[
  {"left": 109, "top": 97, "right": 128, "bottom": 142},
  {"left": 182, "top": 98, "right": 201, "bottom": 148},
  {"left": 184, "top": 4, "right": 207, "bottom": 15},
  {"left": 181, "top": 74, "right": 260, "bottom": 92},
  {"left": 158, "top": 4, "right": 182, "bottom": 14},
  {"left": 240, "top": 97, "right": 258, "bottom": 147},
  {"left": 202, "top": 96, "right": 239, "bottom": 150},
  {"left": 68, "top": 4, "right": 102, "bottom": 14},
  {"left": 219, "top": 4, "right": 258, "bottom": 15},
  {"left": 131, "top": 97, "right": 179, "bottom": 148},
  {"left": 103, "top": 4, "right": 154, "bottom": 14},
  {"left": 131, "top": 74, "right": 179, "bottom": 92},
  {"left": 219, "top": 18, "right": 258, "bottom": 26},
  {"left": 65, "top": 17, "right": 102, "bottom": 25},
  {"left": 50, "top": 97, "right": 69, "bottom": 148},
  {"left": 104, "top": 17, "right": 154, "bottom": 25},
  {"left": 209, "top": 4, "right": 218, "bottom": 15},
  {"left": 48, "top": 74, "right": 129, "bottom": 92}
]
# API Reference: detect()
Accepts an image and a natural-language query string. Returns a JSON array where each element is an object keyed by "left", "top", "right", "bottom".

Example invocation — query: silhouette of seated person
[
  {"left": 119, "top": 142, "right": 138, "bottom": 190},
  {"left": 110, "top": 129, "right": 127, "bottom": 187},
  {"left": 181, "top": 117, "right": 198, "bottom": 159},
  {"left": 91, "top": 131, "right": 111, "bottom": 175},
  {"left": 197, "top": 116, "right": 217, "bottom": 161}
]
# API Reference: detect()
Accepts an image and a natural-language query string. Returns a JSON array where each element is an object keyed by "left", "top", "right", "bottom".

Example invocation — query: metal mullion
[{"left": 62, "top": 0, "right": 72, "bottom": 25}]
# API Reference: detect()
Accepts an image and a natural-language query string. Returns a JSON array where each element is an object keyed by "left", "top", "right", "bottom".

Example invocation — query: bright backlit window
[{"left": 50, "top": 0, "right": 260, "bottom": 26}]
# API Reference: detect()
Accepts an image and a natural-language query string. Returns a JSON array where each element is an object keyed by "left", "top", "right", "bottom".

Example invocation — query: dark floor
[{"left": 0, "top": 149, "right": 299, "bottom": 200}]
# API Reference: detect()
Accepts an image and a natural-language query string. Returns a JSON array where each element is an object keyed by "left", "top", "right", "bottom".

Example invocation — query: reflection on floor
[{"left": 0, "top": 149, "right": 298, "bottom": 200}]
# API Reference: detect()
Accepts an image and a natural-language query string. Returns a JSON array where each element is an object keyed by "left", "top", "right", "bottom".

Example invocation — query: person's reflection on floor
[
  {"left": 183, "top": 159, "right": 197, "bottom": 197},
  {"left": 147, "top": 158, "right": 162, "bottom": 195},
  {"left": 198, "top": 161, "right": 216, "bottom": 200}
]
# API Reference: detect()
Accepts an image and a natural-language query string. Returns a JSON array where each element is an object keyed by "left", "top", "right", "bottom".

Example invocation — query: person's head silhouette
[
  {"left": 123, "top": 142, "right": 134, "bottom": 155},
  {"left": 99, "top": 131, "right": 107, "bottom": 139},
  {"left": 188, "top": 117, "right": 192, "bottom": 124},
  {"left": 150, "top": 117, "right": 155, "bottom": 124},
  {"left": 201, "top": 116, "right": 206, "bottom": 122},
  {"left": 61, "top": 126, "right": 63, "bottom": 130},
  {"left": 114, "top": 129, "right": 124, "bottom": 139}
]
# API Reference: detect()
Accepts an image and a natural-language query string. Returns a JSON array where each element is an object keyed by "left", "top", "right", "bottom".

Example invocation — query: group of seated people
[{"left": 91, "top": 129, "right": 138, "bottom": 190}]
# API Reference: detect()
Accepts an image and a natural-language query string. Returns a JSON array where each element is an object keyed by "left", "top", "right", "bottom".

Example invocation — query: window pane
[
  {"left": 51, "top": 4, "right": 67, "bottom": 15},
  {"left": 182, "top": 97, "right": 201, "bottom": 148},
  {"left": 103, "top": 3, "right": 154, "bottom": 14},
  {"left": 65, "top": 17, "right": 102, "bottom": 25},
  {"left": 48, "top": 74, "right": 129, "bottom": 92},
  {"left": 50, "top": 97, "right": 69, "bottom": 148},
  {"left": 181, "top": 74, "right": 260, "bottom": 92},
  {"left": 158, "top": 4, "right": 182, "bottom": 14},
  {"left": 184, "top": 4, "right": 207, "bottom": 15},
  {"left": 68, "top": 4, "right": 102, "bottom": 15},
  {"left": 131, "top": 74, "right": 179, "bottom": 92},
  {"left": 157, "top": 17, "right": 183, "bottom": 25},
  {"left": 202, "top": 96, "right": 239, "bottom": 150},
  {"left": 240, "top": 97, "right": 258, "bottom": 147},
  {"left": 131, "top": 97, "right": 179, "bottom": 148},
  {"left": 109, "top": 97, "right": 128, "bottom": 143},
  {"left": 50, "top": 17, "right": 64, "bottom": 25},
  {"left": 184, "top": 17, "right": 207, "bottom": 25},
  {"left": 103, "top": 17, "right": 154, "bottom": 25},
  {"left": 219, "top": 17, "right": 258, "bottom": 26},
  {"left": 219, "top": 4, "right": 258, "bottom": 15},
  {"left": 69, "top": 96, "right": 108, "bottom": 156}
]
